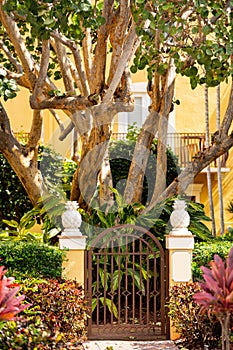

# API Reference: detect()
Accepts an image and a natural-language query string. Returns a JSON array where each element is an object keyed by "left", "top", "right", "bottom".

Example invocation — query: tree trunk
[
  {"left": 205, "top": 86, "right": 216, "bottom": 236},
  {"left": 216, "top": 84, "right": 225, "bottom": 235},
  {"left": 98, "top": 152, "right": 114, "bottom": 211},
  {"left": 123, "top": 110, "right": 159, "bottom": 204},
  {"left": 219, "top": 313, "right": 230, "bottom": 350},
  {"left": 70, "top": 119, "right": 113, "bottom": 209},
  {"left": 150, "top": 113, "right": 169, "bottom": 201},
  {"left": 3, "top": 147, "right": 43, "bottom": 206},
  {"left": 0, "top": 103, "right": 43, "bottom": 206},
  {"left": 124, "top": 59, "right": 176, "bottom": 206}
]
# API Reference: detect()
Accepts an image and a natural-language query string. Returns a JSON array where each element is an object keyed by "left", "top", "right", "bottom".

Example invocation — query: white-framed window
[
  {"left": 116, "top": 82, "right": 176, "bottom": 134},
  {"left": 116, "top": 82, "right": 150, "bottom": 133}
]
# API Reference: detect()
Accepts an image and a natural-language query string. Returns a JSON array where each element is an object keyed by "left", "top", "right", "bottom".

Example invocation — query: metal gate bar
[{"left": 85, "top": 224, "right": 168, "bottom": 340}]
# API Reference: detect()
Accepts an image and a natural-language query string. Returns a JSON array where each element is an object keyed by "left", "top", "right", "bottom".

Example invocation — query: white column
[
  {"left": 166, "top": 199, "right": 194, "bottom": 284},
  {"left": 166, "top": 199, "right": 195, "bottom": 340},
  {"left": 59, "top": 201, "right": 86, "bottom": 283}
]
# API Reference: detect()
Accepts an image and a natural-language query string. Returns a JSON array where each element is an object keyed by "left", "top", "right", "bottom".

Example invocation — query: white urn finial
[
  {"left": 170, "top": 199, "right": 191, "bottom": 235},
  {"left": 61, "top": 201, "right": 82, "bottom": 236}
]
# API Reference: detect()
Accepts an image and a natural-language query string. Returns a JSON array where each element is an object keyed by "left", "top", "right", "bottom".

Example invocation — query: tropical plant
[
  {"left": 0, "top": 266, "right": 29, "bottom": 327},
  {"left": 20, "top": 192, "right": 66, "bottom": 244},
  {"left": 0, "top": 316, "right": 66, "bottom": 349},
  {"left": 91, "top": 249, "right": 153, "bottom": 319},
  {"left": 83, "top": 190, "right": 212, "bottom": 244},
  {"left": 1, "top": 183, "right": 69, "bottom": 245},
  {"left": 136, "top": 196, "right": 212, "bottom": 244},
  {"left": 0, "top": 216, "right": 40, "bottom": 242},
  {"left": 168, "top": 282, "right": 221, "bottom": 349},
  {"left": 0, "top": 277, "right": 87, "bottom": 348},
  {"left": 81, "top": 187, "right": 144, "bottom": 240},
  {"left": 194, "top": 247, "right": 233, "bottom": 350}
]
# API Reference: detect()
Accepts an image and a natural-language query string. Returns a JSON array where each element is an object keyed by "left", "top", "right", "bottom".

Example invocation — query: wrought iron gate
[{"left": 85, "top": 224, "right": 168, "bottom": 340}]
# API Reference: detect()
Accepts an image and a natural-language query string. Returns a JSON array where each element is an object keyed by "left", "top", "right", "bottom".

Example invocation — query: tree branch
[
  {"left": 49, "top": 109, "right": 65, "bottom": 133},
  {"left": 0, "top": 101, "right": 14, "bottom": 136},
  {"left": 107, "top": 0, "right": 131, "bottom": 85},
  {"left": 92, "top": 0, "right": 114, "bottom": 93},
  {"left": 30, "top": 95, "right": 94, "bottom": 110},
  {"left": 0, "top": 66, "right": 31, "bottom": 89},
  {"left": 59, "top": 121, "right": 74, "bottom": 141},
  {"left": 30, "top": 40, "right": 50, "bottom": 106},
  {"left": 50, "top": 31, "right": 90, "bottom": 96},
  {"left": 146, "top": 134, "right": 233, "bottom": 211},
  {"left": 102, "top": 23, "right": 141, "bottom": 103},
  {"left": 0, "top": 101, "right": 21, "bottom": 152},
  {"left": 53, "top": 38, "right": 75, "bottom": 93},
  {"left": 0, "top": 3, "right": 36, "bottom": 88},
  {"left": 82, "top": 27, "right": 94, "bottom": 87},
  {"left": 27, "top": 110, "right": 43, "bottom": 148}
]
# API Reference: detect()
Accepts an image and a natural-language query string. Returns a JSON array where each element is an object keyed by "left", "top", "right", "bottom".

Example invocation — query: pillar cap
[
  {"left": 58, "top": 235, "right": 87, "bottom": 250},
  {"left": 165, "top": 235, "right": 194, "bottom": 249}
]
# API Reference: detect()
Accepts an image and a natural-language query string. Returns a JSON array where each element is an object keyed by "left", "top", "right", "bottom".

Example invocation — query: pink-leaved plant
[
  {"left": 194, "top": 247, "right": 233, "bottom": 350},
  {"left": 0, "top": 266, "right": 29, "bottom": 323}
]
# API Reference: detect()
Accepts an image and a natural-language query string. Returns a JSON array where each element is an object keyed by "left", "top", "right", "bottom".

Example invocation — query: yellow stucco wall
[
  {"left": 4, "top": 87, "right": 32, "bottom": 133},
  {"left": 175, "top": 76, "right": 231, "bottom": 133}
]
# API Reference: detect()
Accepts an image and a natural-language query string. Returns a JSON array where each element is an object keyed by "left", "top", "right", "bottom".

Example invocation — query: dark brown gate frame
[{"left": 85, "top": 224, "right": 169, "bottom": 340}]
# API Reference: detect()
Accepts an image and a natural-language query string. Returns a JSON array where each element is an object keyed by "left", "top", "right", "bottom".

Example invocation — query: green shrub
[
  {"left": 192, "top": 241, "right": 233, "bottom": 281},
  {"left": 0, "top": 242, "right": 66, "bottom": 280},
  {"left": 168, "top": 282, "right": 221, "bottom": 349},
  {"left": 109, "top": 127, "right": 180, "bottom": 205},
  {"left": 0, "top": 278, "right": 87, "bottom": 349}
]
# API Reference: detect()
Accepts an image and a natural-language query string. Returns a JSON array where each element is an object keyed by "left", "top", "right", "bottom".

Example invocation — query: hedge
[{"left": 0, "top": 241, "right": 66, "bottom": 279}]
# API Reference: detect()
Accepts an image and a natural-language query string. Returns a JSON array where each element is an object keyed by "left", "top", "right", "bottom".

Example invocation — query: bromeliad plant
[
  {"left": 0, "top": 266, "right": 29, "bottom": 327},
  {"left": 194, "top": 247, "right": 233, "bottom": 350}
]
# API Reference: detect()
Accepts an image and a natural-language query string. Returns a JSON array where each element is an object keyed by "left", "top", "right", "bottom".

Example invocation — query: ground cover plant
[
  {"left": 0, "top": 278, "right": 87, "bottom": 349},
  {"left": 168, "top": 282, "right": 221, "bottom": 349},
  {"left": 0, "top": 236, "right": 87, "bottom": 348},
  {"left": 169, "top": 246, "right": 233, "bottom": 350}
]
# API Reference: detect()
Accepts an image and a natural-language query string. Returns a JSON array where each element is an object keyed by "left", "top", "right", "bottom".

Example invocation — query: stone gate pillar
[
  {"left": 59, "top": 201, "right": 86, "bottom": 285},
  {"left": 165, "top": 199, "right": 195, "bottom": 340}
]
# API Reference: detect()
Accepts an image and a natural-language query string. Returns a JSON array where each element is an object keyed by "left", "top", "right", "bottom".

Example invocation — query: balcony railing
[
  {"left": 167, "top": 133, "right": 206, "bottom": 167},
  {"left": 112, "top": 132, "right": 228, "bottom": 168},
  {"left": 13, "top": 131, "right": 228, "bottom": 169}
]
